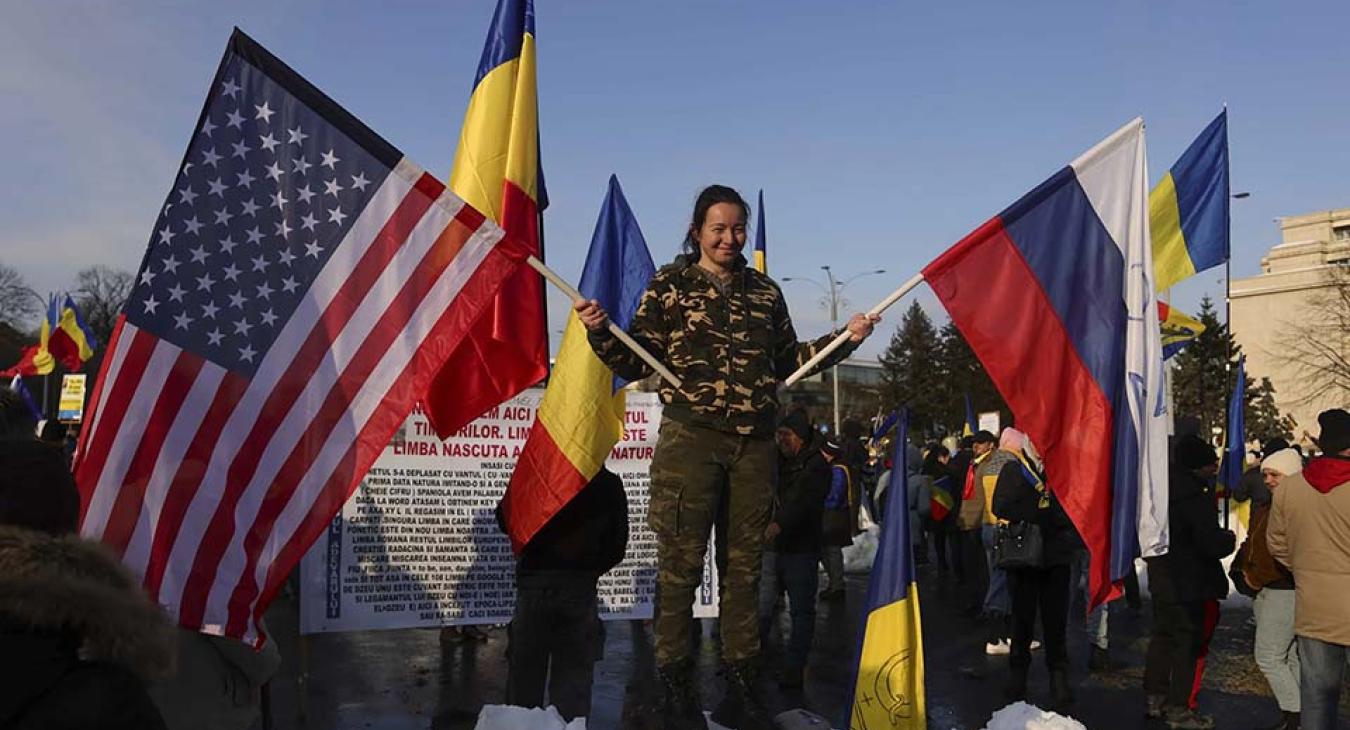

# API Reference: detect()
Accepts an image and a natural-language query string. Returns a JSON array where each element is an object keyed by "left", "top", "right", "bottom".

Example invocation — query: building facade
[{"left": 1230, "top": 207, "right": 1350, "bottom": 445}]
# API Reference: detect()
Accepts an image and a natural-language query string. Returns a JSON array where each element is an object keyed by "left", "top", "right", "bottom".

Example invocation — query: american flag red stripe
[
  {"left": 77, "top": 328, "right": 160, "bottom": 529},
  {"left": 73, "top": 317, "right": 125, "bottom": 468}
]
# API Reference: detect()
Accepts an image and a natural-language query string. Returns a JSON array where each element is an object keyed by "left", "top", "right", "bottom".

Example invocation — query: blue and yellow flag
[
  {"left": 1219, "top": 356, "right": 1246, "bottom": 495},
  {"left": 1158, "top": 301, "right": 1205, "bottom": 361},
  {"left": 753, "top": 189, "right": 767, "bottom": 274},
  {"left": 962, "top": 392, "right": 976, "bottom": 438},
  {"left": 850, "top": 407, "right": 925, "bottom": 730},
  {"left": 1150, "top": 110, "right": 1229, "bottom": 292}
]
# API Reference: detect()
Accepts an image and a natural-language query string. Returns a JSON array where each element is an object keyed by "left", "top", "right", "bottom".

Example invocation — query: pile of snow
[
  {"left": 980, "top": 702, "right": 1086, "bottom": 730},
  {"left": 474, "top": 705, "right": 586, "bottom": 730},
  {"left": 843, "top": 524, "right": 880, "bottom": 573}
]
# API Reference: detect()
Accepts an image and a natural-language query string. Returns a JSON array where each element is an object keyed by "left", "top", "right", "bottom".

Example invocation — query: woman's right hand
[{"left": 575, "top": 299, "right": 609, "bottom": 331}]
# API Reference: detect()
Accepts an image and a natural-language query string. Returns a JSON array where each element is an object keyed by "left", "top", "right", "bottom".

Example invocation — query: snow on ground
[{"left": 980, "top": 701, "right": 1087, "bottom": 730}]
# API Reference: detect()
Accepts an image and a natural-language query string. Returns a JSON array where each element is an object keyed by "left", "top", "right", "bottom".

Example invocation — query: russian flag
[{"left": 922, "top": 119, "right": 1168, "bottom": 607}]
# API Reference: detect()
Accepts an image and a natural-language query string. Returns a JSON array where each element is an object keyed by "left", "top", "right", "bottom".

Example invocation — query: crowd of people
[{"left": 1, "top": 181, "right": 1346, "bottom": 730}]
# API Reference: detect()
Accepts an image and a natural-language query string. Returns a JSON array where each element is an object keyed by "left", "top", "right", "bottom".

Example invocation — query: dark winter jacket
[
  {"left": 1145, "top": 464, "right": 1237, "bottom": 603},
  {"left": 991, "top": 458, "right": 1082, "bottom": 567},
  {"left": 1232, "top": 465, "right": 1271, "bottom": 506},
  {"left": 496, "top": 468, "right": 629, "bottom": 578},
  {"left": 588, "top": 254, "right": 857, "bottom": 436},
  {"left": 773, "top": 436, "right": 831, "bottom": 555},
  {"left": 0, "top": 525, "right": 176, "bottom": 730}
]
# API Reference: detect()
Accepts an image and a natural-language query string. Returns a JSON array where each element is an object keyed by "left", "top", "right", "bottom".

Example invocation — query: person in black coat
[
  {"left": 0, "top": 439, "right": 175, "bottom": 730},
  {"left": 991, "top": 435, "right": 1080, "bottom": 710},
  {"left": 758, "top": 411, "right": 832, "bottom": 689},
  {"left": 1143, "top": 435, "right": 1237, "bottom": 730},
  {"left": 496, "top": 467, "right": 629, "bottom": 721}
]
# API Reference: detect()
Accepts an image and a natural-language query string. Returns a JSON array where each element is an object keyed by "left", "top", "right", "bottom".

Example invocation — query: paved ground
[{"left": 260, "top": 560, "right": 1349, "bottom": 729}]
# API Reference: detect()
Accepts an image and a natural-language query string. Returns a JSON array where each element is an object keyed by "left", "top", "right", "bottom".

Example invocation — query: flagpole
[
  {"left": 784, "top": 272, "right": 925, "bottom": 388},
  {"left": 1223, "top": 257, "right": 1232, "bottom": 529},
  {"left": 525, "top": 255, "right": 683, "bottom": 390}
]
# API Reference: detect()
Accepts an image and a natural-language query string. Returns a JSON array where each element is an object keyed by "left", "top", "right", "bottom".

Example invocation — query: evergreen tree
[
  {"left": 1247, "top": 376, "right": 1296, "bottom": 444},
  {"left": 1171, "top": 296, "right": 1237, "bottom": 436},
  {"left": 936, "top": 320, "right": 1008, "bottom": 434},
  {"left": 879, "top": 301, "right": 945, "bottom": 436}
]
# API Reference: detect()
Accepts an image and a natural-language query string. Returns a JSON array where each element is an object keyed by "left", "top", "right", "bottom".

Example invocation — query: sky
[{"left": 3, "top": 1, "right": 1348, "bottom": 361}]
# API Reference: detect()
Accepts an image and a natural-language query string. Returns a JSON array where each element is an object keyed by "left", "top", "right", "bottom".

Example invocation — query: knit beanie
[
  {"left": 779, "top": 409, "right": 814, "bottom": 443},
  {"left": 1261, "top": 448, "right": 1304, "bottom": 478},
  {"left": 1175, "top": 434, "right": 1219, "bottom": 470},
  {"left": 1318, "top": 409, "right": 1350, "bottom": 454}
]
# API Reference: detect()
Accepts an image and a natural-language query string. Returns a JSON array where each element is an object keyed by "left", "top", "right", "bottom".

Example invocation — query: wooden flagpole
[{"left": 783, "top": 273, "right": 926, "bottom": 388}]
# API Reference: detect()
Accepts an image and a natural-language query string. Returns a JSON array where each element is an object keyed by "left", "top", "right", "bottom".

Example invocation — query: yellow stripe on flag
[
  {"left": 449, "top": 34, "right": 540, "bottom": 215},
  {"left": 536, "top": 313, "right": 626, "bottom": 479},
  {"left": 1149, "top": 172, "right": 1197, "bottom": 292},
  {"left": 852, "top": 592, "right": 926, "bottom": 730}
]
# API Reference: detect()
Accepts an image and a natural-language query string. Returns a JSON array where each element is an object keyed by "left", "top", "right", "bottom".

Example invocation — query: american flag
[{"left": 74, "top": 29, "right": 529, "bottom": 644}]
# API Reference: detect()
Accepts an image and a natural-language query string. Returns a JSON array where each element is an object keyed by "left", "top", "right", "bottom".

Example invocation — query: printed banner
[
  {"left": 58, "top": 374, "right": 87, "bottom": 423},
  {"left": 300, "top": 390, "right": 720, "bottom": 634}
]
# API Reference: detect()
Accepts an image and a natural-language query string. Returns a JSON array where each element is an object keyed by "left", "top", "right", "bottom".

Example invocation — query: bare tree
[
  {"left": 73, "top": 266, "right": 135, "bottom": 348},
  {"left": 0, "top": 262, "right": 40, "bottom": 329},
  {"left": 1281, "top": 264, "right": 1350, "bottom": 406}
]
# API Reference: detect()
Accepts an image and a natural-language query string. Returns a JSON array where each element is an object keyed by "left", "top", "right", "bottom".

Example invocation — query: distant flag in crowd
[
  {"left": 1219, "top": 356, "right": 1246, "bottom": 495},
  {"left": 929, "top": 470, "right": 956, "bottom": 522},
  {"left": 422, "top": 0, "right": 549, "bottom": 439},
  {"left": 753, "top": 189, "right": 767, "bottom": 274},
  {"left": 1158, "top": 301, "right": 1206, "bottom": 360},
  {"left": 1150, "top": 110, "right": 1229, "bottom": 292},
  {"left": 8, "top": 375, "right": 43, "bottom": 422},
  {"left": 47, "top": 294, "right": 99, "bottom": 371},
  {"left": 850, "top": 407, "right": 925, "bottom": 730},
  {"left": 73, "top": 29, "right": 530, "bottom": 644},
  {"left": 923, "top": 119, "right": 1169, "bottom": 608},
  {"left": 963, "top": 392, "right": 976, "bottom": 437},
  {"left": 501, "top": 175, "right": 655, "bottom": 552},
  {"left": 0, "top": 344, "right": 50, "bottom": 377},
  {"left": 871, "top": 411, "right": 898, "bottom": 443}
]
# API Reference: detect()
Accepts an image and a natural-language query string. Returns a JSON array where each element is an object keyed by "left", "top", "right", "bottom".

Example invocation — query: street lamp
[{"left": 782, "top": 266, "right": 887, "bottom": 434}]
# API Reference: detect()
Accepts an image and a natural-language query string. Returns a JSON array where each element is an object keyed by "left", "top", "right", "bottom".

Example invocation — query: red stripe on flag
[
  {"left": 177, "top": 175, "right": 442, "bottom": 629},
  {"left": 248, "top": 235, "right": 531, "bottom": 636},
  {"left": 422, "top": 180, "right": 545, "bottom": 438},
  {"left": 100, "top": 352, "right": 205, "bottom": 557},
  {"left": 502, "top": 422, "right": 588, "bottom": 553},
  {"left": 142, "top": 373, "right": 250, "bottom": 599},
  {"left": 221, "top": 207, "right": 483, "bottom": 635},
  {"left": 76, "top": 327, "right": 159, "bottom": 529},
  {"left": 923, "top": 218, "right": 1115, "bottom": 606},
  {"left": 74, "top": 315, "right": 126, "bottom": 467}
]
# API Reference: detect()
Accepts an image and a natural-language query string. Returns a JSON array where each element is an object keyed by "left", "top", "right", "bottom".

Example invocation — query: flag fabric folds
[
  {"left": 871, "top": 411, "right": 898, "bottom": 443},
  {"left": 422, "top": 0, "right": 549, "bottom": 439},
  {"left": 48, "top": 294, "right": 99, "bottom": 371},
  {"left": 963, "top": 392, "right": 976, "bottom": 437},
  {"left": 1219, "top": 356, "right": 1246, "bottom": 495},
  {"left": 501, "top": 175, "right": 655, "bottom": 553},
  {"left": 8, "top": 375, "right": 43, "bottom": 423},
  {"left": 753, "top": 189, "right": 767, "bottom": 274},
  {"left": 929, "top": 471, "right": 955, "bottom": 522},
  {"left": 922, "top": 119, "right": 1169, "bottom": 608},
  {"left": 73, "top": 29, "right": 529, "bottom": 644},
  {"left": 1150, "top": 111, "right": 1229, "bottom": 292},
  {"left": 850, "top": 407, "right": 925, "bottom": 730},
  {"left": 1158, "top": 300, "right": 1206, "bottom": 361}
]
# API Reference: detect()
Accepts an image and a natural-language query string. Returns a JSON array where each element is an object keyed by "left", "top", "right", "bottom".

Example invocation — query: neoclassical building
[{"left": 1231, "top": 207, "right": 1350, "bottom": 445}]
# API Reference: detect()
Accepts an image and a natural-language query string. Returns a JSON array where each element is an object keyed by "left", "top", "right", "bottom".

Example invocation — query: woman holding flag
[{"left": 576, "top": 184, "right": 879, "bottom": 730}]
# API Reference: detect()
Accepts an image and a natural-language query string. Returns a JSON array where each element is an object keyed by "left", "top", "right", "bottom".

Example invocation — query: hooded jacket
[
  {"left": 588, "top": 254, "right": 857, "bottom": 436},
  {"left": 773, "top": 435, "right": 831, "bottom": 555},
  {"left": 1145, "top": 464, "right": 1236, "bottom": 603},
  {"left": 1267, "top": 455, "right": 1350, "bottom": 645},
  {"left": 0, "top": 525, "right": 176, "bottom": 729}
]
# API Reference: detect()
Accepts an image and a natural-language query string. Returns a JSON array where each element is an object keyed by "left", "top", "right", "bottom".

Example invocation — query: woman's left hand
[{"left": 846, "top": 313, "right": 881, "bottom": 342}]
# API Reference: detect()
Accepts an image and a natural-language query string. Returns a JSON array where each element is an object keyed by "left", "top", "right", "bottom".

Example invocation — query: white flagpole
[
  {"left": 783, "top": 272, "right": 925, "bottom": 388},
  {"left": 525, "top": 255, "right": 682, "bottom": 390}
]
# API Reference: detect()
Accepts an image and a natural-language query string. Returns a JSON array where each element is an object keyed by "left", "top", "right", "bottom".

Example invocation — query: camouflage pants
[{"left": 649, "top": 418, "right": 775, "bottom": 666}]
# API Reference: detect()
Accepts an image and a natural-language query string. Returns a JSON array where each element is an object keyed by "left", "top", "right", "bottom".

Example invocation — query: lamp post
[{"left": 782, "top": 267, "right": 886, "bottom": 434}]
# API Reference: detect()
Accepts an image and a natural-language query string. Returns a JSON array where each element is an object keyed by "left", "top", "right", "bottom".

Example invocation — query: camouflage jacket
[{"left": 587, "top": 254, "right": 857, "bottom": 436}]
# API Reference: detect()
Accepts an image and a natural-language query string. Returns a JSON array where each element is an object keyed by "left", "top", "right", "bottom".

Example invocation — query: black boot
[
  {"left": 657, "top": 659, "right": 705, "bottom": 730},
  {"left": 1049, "top": 669, "right": 1074, "bottom": 709},
  {"left": 712, "top": 659, "right": 772, "bottom": 730}
]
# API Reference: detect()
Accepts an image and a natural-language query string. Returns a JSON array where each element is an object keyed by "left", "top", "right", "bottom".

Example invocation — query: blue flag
[
  {"left": 8, "top": 375, "right": 43, "bottom": 423},
  {"left": 1220, "top": 356, "right": 1246, "bottom": 493},
  {"left": 753, "top": 189, "right": 766, "bottom": 274},
  {"left": 963, "top": 392, "right": 977, "bottom": 437},
  {"left": 849, "top": 407, "right": 925, "bottom": 729}
]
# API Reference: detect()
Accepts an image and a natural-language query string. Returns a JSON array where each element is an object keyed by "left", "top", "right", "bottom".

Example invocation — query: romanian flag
[
  {"left": 850, "top": 407, "right": 925, "bottom": 730},
  {"left": 47, "top": 294, "right": 98, "bottom": 371},
  {"left": 753, "top": 189, "right": 767, "bottom": 274},
  {"left": 1219, "top": 356, "right": 1246, "bottom": 496},
  {"left": 500, "top": 175, "right": 655, "bottom": 552},
  {"left": 929, "top": 473, "right": 955, "bottom": 522},
  {"left": 1150, "top": 110, "right": 1229, "bottom": 292},
  {"left": 1158, "top": 300, "right": 1205, "bottom": 360},
  {"left": 423, "top": 0, "right": 549, "bottom": 438},
  {"left": 963, "top": 392, "right": 976, "bottom": 437},
  {"left": 923, "top": 119, "right": 1170, "bottom": 609}
]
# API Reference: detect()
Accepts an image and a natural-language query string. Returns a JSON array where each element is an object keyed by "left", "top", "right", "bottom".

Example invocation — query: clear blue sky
[{"left": 4, "top": 1, "right": 1347, "bottom": 360}]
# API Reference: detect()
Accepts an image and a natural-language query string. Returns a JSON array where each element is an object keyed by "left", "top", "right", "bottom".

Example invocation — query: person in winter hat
[
  {"left": 0, "top": 439, "right": 176, "bottom": 730},
  {"left": 1268, "top": 409, "right": 1350, "bottom": 730},
  {"left": 1144, "top": 434, "right": 1236, "bottom": 730}
]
